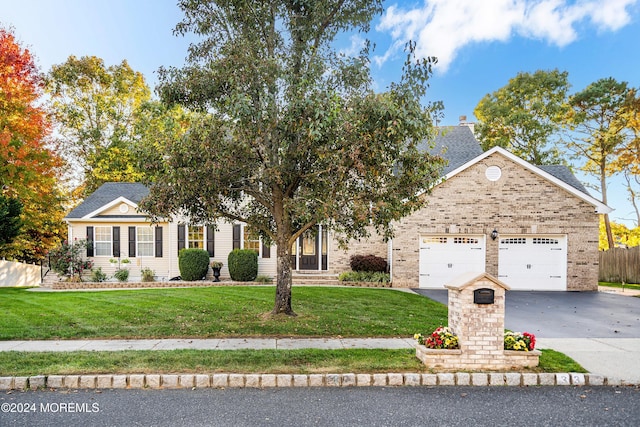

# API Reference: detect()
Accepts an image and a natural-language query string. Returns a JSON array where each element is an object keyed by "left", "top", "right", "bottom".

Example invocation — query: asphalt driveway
[{"left": 412, "top": 290, "right": 640, "bottom": 339}]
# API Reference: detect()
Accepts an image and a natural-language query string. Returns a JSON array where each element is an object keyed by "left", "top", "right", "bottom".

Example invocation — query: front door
[{"left": 299, "top": 230, "right": 319, "bottom": 270}]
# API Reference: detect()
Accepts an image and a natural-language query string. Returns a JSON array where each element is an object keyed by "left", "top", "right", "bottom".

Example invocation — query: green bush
[
  {"left": 338, "top": 271, "right": 390, "bottom": 283},
  {"left": 114, "top": 268, "right": 129, "bottom": 282},
  {"left": 228, "top": 249, "right": 258, "bottom": 281},
  {"left": 141, "top": 267, "right": 155, "bottom": 282},
  {"left": 90, "top": 267, "right": 107, "bottom": 282},
  {"left": 178, "top": 248, "right": 210, "bottom": 281},
  {"left": 349, "top": 254, "right": 387, "bottom": 272}
]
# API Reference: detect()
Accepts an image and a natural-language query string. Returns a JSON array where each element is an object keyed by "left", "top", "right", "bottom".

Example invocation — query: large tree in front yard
[{"left": 142, "top": 0, "right": 446, "bottom": 315}]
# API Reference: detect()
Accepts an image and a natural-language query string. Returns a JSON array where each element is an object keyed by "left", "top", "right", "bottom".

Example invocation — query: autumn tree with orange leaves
[{"left": 0, "top": 27, "right": 66, "bottom": 262}]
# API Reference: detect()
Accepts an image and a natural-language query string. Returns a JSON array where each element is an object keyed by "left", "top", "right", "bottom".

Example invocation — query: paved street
[{"left": 2, "top": 386, "right": 640, "bottom": 427}]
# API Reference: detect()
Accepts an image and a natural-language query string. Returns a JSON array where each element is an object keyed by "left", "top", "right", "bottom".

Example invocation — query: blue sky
[{"left": 2, "top": 0, "right": 639, "bottom": 227}]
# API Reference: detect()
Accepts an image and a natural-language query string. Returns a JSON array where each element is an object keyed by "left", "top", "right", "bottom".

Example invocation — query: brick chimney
[{"left": 458, "top": 115, "right": 475, "bottom": 134}]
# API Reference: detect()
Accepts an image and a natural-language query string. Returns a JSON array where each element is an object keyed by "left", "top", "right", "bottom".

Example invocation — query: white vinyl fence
[{"left": 0, "top": 259, "right": 41, "bottom": 287}]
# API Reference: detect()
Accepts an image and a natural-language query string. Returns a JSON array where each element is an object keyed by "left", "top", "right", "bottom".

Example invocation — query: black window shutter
[
  {"left": 262, "top": 241, "right": 271, "bottom": 258},
  {"left": 128, "top": 226, "right": 136, "bottom": 258},
  {"left": 155, "top": 226, "right": 163, "bottom": 258},
  {"left": 177, "top": 224, "right": 186, "bottom": 251},
  {"left": 112, "top": 226, "right": 120, "bottom": 258},
  {"left": 206, "top": 226, "right": 215, "bottom": 257},
  {"left": 86, "top": 226, "right": 94, "bottom": 257},
  {"left": 232, "top": 224, "right": 241, "bottom": 250}
]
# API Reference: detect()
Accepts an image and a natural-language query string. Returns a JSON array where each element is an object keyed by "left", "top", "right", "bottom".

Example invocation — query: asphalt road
[
  {"left": 2, "top": 387, "right": 640, "bottom": 427},
  {"left": 413, "top": 290, "right": 640, "bottom": 338}
]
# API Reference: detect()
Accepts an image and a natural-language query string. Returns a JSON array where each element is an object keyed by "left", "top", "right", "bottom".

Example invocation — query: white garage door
[
  {"left": 419, "top": 236, "right": 485, "bottom": 288},
  {"left": 498, "top": 236, "right": 567, "bottom": 290}
]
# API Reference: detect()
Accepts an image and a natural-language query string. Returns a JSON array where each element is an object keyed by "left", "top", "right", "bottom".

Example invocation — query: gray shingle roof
[
  {"left": 423, "top": 126, "right": 484, "bottom": 175},
  {"left": 427, "top": 125, "right": 590, "bottom": 196},
  {"left": 65, "top": 182, "right": 149, "bottom": 219},
  {"left": 538, "top": 165, "right": 590, "bottom": 195}
]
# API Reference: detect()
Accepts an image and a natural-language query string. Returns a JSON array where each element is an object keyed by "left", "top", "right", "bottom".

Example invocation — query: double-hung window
[
  {"left": 137, "top": 227, "right": 154, "bottom": 257},
  {"left": 243, "top": 228, "right": 260, "bottom": 253},
  {"left": 188, "top": 225, "right": 204, "bottom": 249},
  {"left": 94, "top": 226, "right": 112, "bottom": 256}
]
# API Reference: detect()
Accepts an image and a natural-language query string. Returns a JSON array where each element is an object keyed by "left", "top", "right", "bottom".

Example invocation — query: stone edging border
[{"left": 1, "top": 372, "right": 635, "bottom": 390}]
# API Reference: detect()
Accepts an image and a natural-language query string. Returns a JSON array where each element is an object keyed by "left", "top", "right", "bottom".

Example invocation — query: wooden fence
[{"left": 599, "top": 246, "right": 640, "bottom": 284}]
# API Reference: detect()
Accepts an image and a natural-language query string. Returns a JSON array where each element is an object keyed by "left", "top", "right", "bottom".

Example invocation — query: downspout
[{"left": 388, "top": 238, "right": 393, "bottom": 287}]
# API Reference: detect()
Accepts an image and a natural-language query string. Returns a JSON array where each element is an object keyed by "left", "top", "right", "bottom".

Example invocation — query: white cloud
[{"left": 376, "top": 0, "right": 638, "bottom": 72}]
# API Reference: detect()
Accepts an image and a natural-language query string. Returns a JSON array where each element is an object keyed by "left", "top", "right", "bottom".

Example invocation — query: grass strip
[
  {"left": 0, "top": 349, "right": 585, "bottom": 377},
  {"left": 0, "top": 287, "right": 448, "bottom": 340},
  {"left": 599, "top": 282, "right": 640, "bottom": 291}
]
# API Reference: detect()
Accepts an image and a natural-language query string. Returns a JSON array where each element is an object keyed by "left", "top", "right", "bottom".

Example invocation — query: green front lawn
[
  {"left": 0, "top": 287, "right": 448, "bottom": 340},
  {"left": 0, "top": 348, "right": 584, "bottom": 376},
  {"left": 0, "top": 287, "right": 587, "bottom": 375}
]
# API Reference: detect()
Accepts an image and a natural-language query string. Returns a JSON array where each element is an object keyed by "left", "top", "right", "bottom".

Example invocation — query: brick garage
[
  {"left": 330, "top": 126, "right": 609, "bottom": 291},
  {"left": 390, "top": 142, "right": 609, "bottom": 291}
]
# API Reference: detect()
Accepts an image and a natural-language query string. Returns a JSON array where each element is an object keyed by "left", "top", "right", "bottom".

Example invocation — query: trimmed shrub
[
  {"left": 349, "top": 254, "right": 387, "bottom": 272},
  {"left": 228, "top": 249, "right": 258, "bottom": 281},
  {"left": 114, "top": 268, "right": 129, "bottom": 282},
  {"left": 178, "top": 248, "right": 210, "bottom": 281}
]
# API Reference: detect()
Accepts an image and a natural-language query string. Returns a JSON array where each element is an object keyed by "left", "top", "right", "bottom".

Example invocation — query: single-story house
[{"left": 64, "top": 123, "right": 610, "bottom": 290}]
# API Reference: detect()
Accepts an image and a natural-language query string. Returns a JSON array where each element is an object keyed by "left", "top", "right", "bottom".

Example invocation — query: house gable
[
  {"left": 64, "top": 183, "right": 150, "bottom": 221},
  {"left": 442, "top": 146, "right": 611, "bottom": 214},
  {"left": 82, "top": 196, "right": 141, "bottom": 219}
]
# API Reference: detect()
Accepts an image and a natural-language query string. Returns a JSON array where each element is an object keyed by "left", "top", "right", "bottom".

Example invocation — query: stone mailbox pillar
[
  {"left": 447, "top": 272, "right": 508, "bottom": 363},
  {"left": 416, "top": 272, "right": 540, "bottom": 370}
]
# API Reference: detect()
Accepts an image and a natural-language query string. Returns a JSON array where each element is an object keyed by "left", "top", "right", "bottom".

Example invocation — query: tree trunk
[
  {"left": 624, "top": 172, "right": 640, "bottom": 226},
  {"left": 600, "top": 167, "right": 615, "bottom": 250},
  {"left": 272, "top": 234, "right": 296, "bottom": 316}
]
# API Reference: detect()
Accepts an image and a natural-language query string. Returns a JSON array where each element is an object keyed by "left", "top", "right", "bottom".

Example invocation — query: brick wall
[{"left": 327, "top": 228, "right": 388, "bottom": 274}]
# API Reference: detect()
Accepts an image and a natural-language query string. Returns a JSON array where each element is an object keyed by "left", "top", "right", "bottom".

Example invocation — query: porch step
[
  {"left": 41, "top": 270, "right": 64, "bottom": 285},
  {"left": 292, "top": 273, "right": 340, "bottom": 286}
]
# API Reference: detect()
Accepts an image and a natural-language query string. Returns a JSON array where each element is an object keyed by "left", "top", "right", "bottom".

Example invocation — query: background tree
[
  {"left": 474, "top": 69, "right": 570, "bottom": 165},
  {"left": 0, "top": 27, "right": 66, "bottom": 262},
  {"left": 142, "top": 0, "right": 446, "bottom": 315},
  {"left": 565, "top": 77, "right": 631, "bottom": 250},
  {"left": 613, "top": 89, "right": 640, "bottom": 226},
  {"left": 45, "top": 56, "right": 151, "bottom": 195},
  {"left": 0, "top": 195, "right": 22, "bottom": 248},
  {"left": 599, "top": 218, "right": 640, "bottom": 249}
]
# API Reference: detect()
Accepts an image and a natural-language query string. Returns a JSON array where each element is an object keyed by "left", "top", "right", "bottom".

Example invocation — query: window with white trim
[
  {"left": 244, "top": 228, "right": 260, "bottom": 253},
  {"left": 94, "top": 226, "right": 112, "bottom": 256},
  {"left": 137, "top": 227, "right": 154, "bottom": 257},
  {"left": 188, "top": 225, "right": 204, "bottom": 249}
]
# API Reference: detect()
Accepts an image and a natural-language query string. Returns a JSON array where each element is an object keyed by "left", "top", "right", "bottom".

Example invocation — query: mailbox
[{"left": 473, "top": 288, "right": 494, "bottom": 305}]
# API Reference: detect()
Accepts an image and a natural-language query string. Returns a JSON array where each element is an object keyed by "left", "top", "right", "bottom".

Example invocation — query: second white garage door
[
  {"left": 498, "top": 235, "right": 567, "bottom": 290},
  {"left": 419, "top": 236, "right": 485, "bottom": 288}
]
